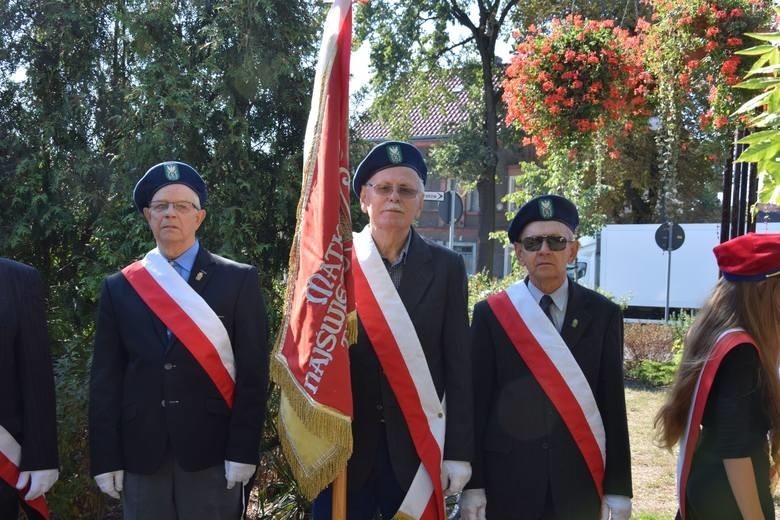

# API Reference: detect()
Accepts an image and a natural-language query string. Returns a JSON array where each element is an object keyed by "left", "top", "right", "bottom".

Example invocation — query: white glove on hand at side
[
  {"left": 458, "top": 488, "right": 487, "bottom": 520},
  {"left": 94, "top": 470, "right": 124, "bottom": 500},
  {"left": 16, "top": 469, "right": 59, "bottom": 500},
  {"left": 224, "top": 460, "right": 256, "bottom": 490},
  {"left": 600, "top": 494, "right": 632, "bottom": 520},
  {"left": 440, "top": 460, "right": 471, "bottom": 496}
]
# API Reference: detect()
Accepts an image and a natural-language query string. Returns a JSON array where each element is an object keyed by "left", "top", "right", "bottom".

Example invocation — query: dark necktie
[{"left": 539, "top": 294, "right": 555, "bottom": 326}]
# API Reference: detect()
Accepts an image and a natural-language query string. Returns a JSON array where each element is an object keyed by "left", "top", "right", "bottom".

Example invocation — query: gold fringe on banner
[
  {"left": 271, "top": 355, "right": 352, "bottom": 500},
  {"left": 269, "top": 166, "right": 353, "bottom": 499},
  {"left": 345, "top": 310, "right": 358, "bottom": 347}
]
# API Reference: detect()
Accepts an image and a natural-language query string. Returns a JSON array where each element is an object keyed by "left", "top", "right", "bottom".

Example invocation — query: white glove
[
  {"left": 440, "top": 460, "right": 471, "bottom": 496},
  {"left": 94, "top": 470, "right": 124, "bottom": 500},
  {"left": 600, "top": 494, "right": 632, "bottom": 520},
  {"left": 16, "top": 469, "right": 59, "bottom": 500},
  {"left": 458, "top": 488, "right": 487, "bottom": 520},
  {"left": 224, "top": 460, "right": 256, "bottom": 490}
]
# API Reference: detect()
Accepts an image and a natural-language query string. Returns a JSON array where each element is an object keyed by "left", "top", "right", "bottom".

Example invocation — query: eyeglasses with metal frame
[
  {"left": 520, "top": 235, "right": 573, "bottom": 252},
  {"left": 149, "top": 200, "right": 201, "bottom": 214},
  {"left": 366, "top": 182, "right": 420, "bottom": 199}
]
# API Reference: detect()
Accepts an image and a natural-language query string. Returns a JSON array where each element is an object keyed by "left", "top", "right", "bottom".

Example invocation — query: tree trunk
[{"left": 475, "top": 38, "right": 499, "bottom": 275}]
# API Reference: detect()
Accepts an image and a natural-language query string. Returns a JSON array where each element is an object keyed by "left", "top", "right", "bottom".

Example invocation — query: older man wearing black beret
[
  {"left": 313, "top": 141, "right": 473, "bottom": 519},
  {"left": 460, "top": 194, "right": 632, "bottom": 520},
  {"left": 88, "top": 161, "right": 269, "bottom": 519}
]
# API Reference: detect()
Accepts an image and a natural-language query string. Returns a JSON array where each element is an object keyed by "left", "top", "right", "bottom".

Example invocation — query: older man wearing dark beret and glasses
[
  {"left": 312, "top": 141, "right": 474, "bottom": 520},
  {"left": 88, "top": 161, "right": 269, "bottom": 519}
]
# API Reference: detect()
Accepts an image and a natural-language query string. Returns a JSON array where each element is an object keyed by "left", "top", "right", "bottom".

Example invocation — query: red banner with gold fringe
[{"left": 270, "top": 0, "right": 355, "bottom": 501}]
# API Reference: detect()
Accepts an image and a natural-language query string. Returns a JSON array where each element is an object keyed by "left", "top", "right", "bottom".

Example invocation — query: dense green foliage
[
  {"left": 733, "top": 19, "right": 780, "bottom": 207},
  {"left": 0, "top": 1, "right": 320, "bottom": 516}
]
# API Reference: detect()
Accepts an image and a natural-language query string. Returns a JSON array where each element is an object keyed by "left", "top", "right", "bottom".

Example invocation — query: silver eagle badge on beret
[
  {"left": 164, "top": 163, "right": 180, "bottom": 181},
  {"left": 387, "top": 144, "right": 403, "bottom": 164},
  {"left": 539, "top": 199, "right": 554, "bottom": 219}
]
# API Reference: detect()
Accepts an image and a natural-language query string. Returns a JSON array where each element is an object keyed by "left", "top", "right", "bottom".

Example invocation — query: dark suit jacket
[
  {"left": 469, "top": 281, "right": 632, "bottom": 520},
  {"left": 347, "top": 228, "right": 473, "bottom": 490},
  {"left": 89, "top": 246, "right": 268, "bottom": 476},
  {"left": 0, "top": 258, "right": 59, "bottom": 471}
]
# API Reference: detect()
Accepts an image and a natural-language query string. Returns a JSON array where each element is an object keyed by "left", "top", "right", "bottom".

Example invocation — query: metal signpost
[
  {"left": 654, "top": 222, "right": 685, "bottom": 323},
  {"left": 438, "top": 181, "right": 463, "bottom": 249}
]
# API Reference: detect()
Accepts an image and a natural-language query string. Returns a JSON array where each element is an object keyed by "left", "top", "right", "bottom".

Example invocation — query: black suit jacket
[
  {"left": 469, "top": 281, "right": 632, "bottom": 520},
  {"left": 0, "top": 258, "right": 59, "bottom": 471},
  {"left": 347, "top": 228, "right": 473, "bottom": 490},
  {"left": 89, "top": 246, "right": 268, "bottom": 476}
]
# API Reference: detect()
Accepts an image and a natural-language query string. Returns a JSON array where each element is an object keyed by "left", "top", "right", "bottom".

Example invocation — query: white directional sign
[{"left": 424, "top": 191, "right": 445, "bottom": 202}]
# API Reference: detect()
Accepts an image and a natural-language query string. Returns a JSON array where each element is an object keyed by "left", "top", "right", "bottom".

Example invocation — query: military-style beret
[
  {"left": 713, "top": 232, "right": 780, "bottom": 282},
  {"left": 507, "top": 194, "right": 579, "bottom": 243},
  {"left": 353, "top": 141, "right": 427, "bottom": 195},
  {"left": 132, "top": 161, "right": 207, "bottom": 213}
]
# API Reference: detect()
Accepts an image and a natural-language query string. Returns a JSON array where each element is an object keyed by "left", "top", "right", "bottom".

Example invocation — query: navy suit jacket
[
  {"left": 89, "top": 246, "right": 268, "bottom": 476},
  {"left": 0, "top": 258, "right": 58, "bottom": 471},
  {"left": 347, "top": 228, "right": 473, "bottom": 490},
  {"left": 469, "top": 281, "right": 632, "bottom": 520}
]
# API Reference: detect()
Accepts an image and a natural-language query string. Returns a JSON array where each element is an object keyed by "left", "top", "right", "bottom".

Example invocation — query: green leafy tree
[{"left": 732, "top": 22, "right": 780, "bottom": 208}]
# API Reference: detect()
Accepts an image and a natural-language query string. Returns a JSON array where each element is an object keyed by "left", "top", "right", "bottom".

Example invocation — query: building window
[
  {"left": 453, "top": 242, "right": 476, "bottom": 275},
  {"left": 468, "top": 189, "right": 479, "bottom": 212}
]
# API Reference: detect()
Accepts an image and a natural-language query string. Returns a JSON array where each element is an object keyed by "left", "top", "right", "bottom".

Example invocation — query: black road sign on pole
[
  {"left": 439, "top": 191, "right": 463, "bottom": 224},
  {"left": 654, "top": 222, "right": 685, "bottom": 251}
]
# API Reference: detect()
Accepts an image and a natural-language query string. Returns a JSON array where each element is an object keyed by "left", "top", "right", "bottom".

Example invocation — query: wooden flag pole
[{"left": 332, "top": 469, "right": 347, "bottom": 520}]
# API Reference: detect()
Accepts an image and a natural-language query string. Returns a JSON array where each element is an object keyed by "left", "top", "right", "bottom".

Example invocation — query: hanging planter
[
  {"left": 642, "top": 0, "right": 774, "bottom": 130},
  {"left": 503, "top": 16, "right": 653, "bottom": 157}
]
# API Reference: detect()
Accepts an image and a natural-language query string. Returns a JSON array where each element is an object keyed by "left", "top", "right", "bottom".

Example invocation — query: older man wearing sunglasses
[{"left": 460, "top": 194, "right": 632, "bottom": 520}]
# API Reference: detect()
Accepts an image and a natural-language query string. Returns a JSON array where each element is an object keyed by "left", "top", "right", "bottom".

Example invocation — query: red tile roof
[{"left": 356, "top": 75, "right": 471, "bottom": 141}]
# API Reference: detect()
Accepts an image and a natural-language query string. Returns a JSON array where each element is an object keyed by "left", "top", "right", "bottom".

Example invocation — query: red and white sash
[
  {"left": 0, "top": 425, "right": 50, "bottom": 519},
  {"left": 352, "top": 226, "right": 446, "bottom": 520},
  {"left": 676, "top": 328, "right": 756, "bottom": 520},
  {"left": 122, "top": 248, "right": 236, "bottom": 407},
  {"left": 487, "top": 282, "right": 606, "bottom": 497}
]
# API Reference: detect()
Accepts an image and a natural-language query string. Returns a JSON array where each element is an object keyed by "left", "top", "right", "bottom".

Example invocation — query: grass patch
[{"left": 626, "top": 382, "right": 678, "bottom": 519}]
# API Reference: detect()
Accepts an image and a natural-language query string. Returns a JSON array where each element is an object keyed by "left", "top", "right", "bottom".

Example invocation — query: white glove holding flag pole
[
  {"left": 600, "top": 494, "right": 632, "bottom": 520},
  {"left": 458, "top": 488, "right": 487, "bottom": 520},
  {"left": 440, "top": 460, "right": 471, "bottom": 496},
  {"left": 16, "top": 469, "right": 59, "bottom": 500},
  {"left": 94, "top": 470, "right": 124, "bottom": 499},
  {"left": 225, "top": 460, "right": 256, "bottom": 490}
]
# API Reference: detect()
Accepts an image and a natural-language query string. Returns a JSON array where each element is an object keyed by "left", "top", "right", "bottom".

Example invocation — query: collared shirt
[
  {"left": 527, "top": 277, "right": 569, "bottom": 332},
  {"left": 380, "top": 230, "right": 412, "bottom": 290},
  {"left": 168, "top": 240, "right": 199, "bottom": 281}
]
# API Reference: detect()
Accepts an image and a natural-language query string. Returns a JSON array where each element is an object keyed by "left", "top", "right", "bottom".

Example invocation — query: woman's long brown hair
[{"left": 655, "top": 276, "right": 780, "bottom": 465}]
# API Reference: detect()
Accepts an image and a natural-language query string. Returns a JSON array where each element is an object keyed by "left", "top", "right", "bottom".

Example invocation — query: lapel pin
[
  {"left": 571, "top": 318, "right": 578, "bottom": 328},
  {"left": 195, "top": 271, "right": 205, "bottom": 281}
]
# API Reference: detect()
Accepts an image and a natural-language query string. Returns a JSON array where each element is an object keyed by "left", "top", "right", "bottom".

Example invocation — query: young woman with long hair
[{"left": 656, "top": 232, "right": 780, "bottom": 520}]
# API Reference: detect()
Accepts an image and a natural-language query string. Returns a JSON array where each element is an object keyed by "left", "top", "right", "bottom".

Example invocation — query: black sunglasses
[{"left": 520, "top": 235, "right": 572, "bottom": 252}]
